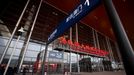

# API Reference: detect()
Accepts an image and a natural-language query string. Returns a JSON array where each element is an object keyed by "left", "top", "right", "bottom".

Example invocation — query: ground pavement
[{"left": 16, "top": 71, "right": 126, "bottom": 75}]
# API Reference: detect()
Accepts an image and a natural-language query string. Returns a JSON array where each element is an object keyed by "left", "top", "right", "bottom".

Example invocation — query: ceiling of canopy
[{"left": 44, "top": 0, "right": 134, "bottom": 48}]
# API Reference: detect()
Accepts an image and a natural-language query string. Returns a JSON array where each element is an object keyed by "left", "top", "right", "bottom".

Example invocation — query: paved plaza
[
  {"left": 16, "top": 71, "right": 126, "bottom": 75},
  {"left": 76, "top": 71, "right": 126, "bottom": 75}
]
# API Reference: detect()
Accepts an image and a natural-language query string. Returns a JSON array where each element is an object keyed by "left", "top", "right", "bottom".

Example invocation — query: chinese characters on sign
[
  {"left": 58, "top": 37, "right": 109, "bottom": 57},
  {"left": 49, "top": 51, "right": 63, "bottom": 59},
  {"left": 47, "top": 0, "right": 101, "bottom": 44}
]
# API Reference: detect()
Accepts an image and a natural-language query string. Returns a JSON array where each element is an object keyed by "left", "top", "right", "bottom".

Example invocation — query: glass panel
[
  {"left": 25, "top": 50, "right": 38, "bottom": 58},
  {"left": 27, "top": 42, "right": 41, "bottom": 51}
]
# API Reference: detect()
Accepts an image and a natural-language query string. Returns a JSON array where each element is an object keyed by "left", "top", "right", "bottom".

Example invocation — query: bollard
[
  {"left": 64, "top": 72, "right": 67, "bottom": 75},
  {"left": 44, "top": 72, "right": 47, "bottom": 75}
]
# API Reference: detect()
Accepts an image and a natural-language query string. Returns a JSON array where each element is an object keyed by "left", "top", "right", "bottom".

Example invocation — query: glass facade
[{"left": 0, "top": 0, "right": 124, "bottom": 75}]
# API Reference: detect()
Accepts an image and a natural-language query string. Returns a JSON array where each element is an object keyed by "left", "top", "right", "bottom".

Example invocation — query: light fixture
[{"left": 18, "top": 27, "right": 25, "bottom": 33}]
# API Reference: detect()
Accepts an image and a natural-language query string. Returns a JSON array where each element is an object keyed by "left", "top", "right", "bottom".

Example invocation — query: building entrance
[
  {"left": 47, "top": 62, "right": 63, "bottom": 75},
  {"left": 79, "top": 57, "right": 92, "bottom": 72}
]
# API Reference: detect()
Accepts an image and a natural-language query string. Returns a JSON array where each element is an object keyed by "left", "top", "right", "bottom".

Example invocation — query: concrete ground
[
  {"left": 16, "top": 71, "right": 126, "bottom": 75},
  {"left": 76, "top": 71, "right": 126, "bottom": 75}
]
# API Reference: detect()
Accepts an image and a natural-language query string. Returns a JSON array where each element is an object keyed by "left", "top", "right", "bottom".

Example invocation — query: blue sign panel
[
  {"left": 49, "top": 51, "right": 63, "bottom": 59},
  {"left": 47, "top": 0, "right": 101, "bottom": 44}
]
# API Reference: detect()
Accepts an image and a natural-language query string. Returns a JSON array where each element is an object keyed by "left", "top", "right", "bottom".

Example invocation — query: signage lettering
[
  {"left": 47, "top": 0, "right": 101, "bottom": 44},
  {"left": 84, "top": 0, "right": 90, "bottom": 6},
  {"left": 66, "top": 4, "right": 82, "bottom": 22},
  {"left": 49, "top": 51, "right": 63, "bottom": 59},
  {"left": 66, "top": 0, "right": 90, "bottom": 23},
  {"left": 58, "top": 37, "right": 109, "bottom": 57},
  {"left": 48, "top": 29, "right": 57, "bottom": 41}
]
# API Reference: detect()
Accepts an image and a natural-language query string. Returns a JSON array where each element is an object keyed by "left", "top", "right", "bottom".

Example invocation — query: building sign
[
  {"left": 57, "top": 37, "right": 109, "bottom": 57},
  {"left": 47, "top": 0, "right": 101, "bottom": 44},
  {"left": 49, "top": 51, "right": 63, "bottom": 59}
]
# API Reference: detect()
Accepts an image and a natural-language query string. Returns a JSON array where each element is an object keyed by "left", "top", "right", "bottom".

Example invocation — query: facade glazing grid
[{"left": 0, "top": 0, "right": 124, "bottom": 74}]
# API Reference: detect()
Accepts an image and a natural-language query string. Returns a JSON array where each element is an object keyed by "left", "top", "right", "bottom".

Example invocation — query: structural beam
[{"left": 103, "top": 0, "right": 134, "bottom": 74}]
